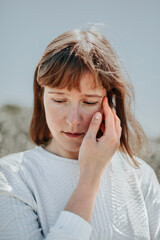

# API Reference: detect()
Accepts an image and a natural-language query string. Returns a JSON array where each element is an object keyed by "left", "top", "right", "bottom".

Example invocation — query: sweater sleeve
[
  {"left": 0, "top": 166, "right": 92, "bottom": 240},
  {"left": 144, "top": 169, "right": 160, "bottom": 240},
  {"left": 48, "top": 211, "right": 92, "bottom": 239}
]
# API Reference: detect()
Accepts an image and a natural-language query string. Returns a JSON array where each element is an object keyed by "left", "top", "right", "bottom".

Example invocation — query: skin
[
  {"left": 43, "top": 71, "right": 122, "bottom": 222},
  {"left": 43, "top": 72, "right": 107, "bottom": 159}
]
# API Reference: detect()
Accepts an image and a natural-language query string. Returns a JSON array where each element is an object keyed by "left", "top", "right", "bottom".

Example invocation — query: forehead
[
  {"left": 45, "top": 72, "right": 106, "bottom": 96},
  {"left": 76, "top": 73, "right": 107, "bottom": 97},
  {"left": 70, "top": 72, "right": 106, "bottom": 93},
  {"left": 79, "top": 72, "right": 103, "bottom": 91}
]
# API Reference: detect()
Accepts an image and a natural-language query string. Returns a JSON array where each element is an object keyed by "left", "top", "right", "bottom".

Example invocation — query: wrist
[{"left": 79, "top": 172, "right": 102, "bottom": 192}]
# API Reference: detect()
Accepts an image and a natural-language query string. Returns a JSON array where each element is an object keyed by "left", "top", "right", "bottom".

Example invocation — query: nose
[{"left": 65, "top": 105, "right": 81, "bottom": 127}]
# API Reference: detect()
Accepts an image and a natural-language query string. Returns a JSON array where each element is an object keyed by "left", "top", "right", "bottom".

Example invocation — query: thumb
[{"left": 85, "top": 112, "right": 102, "bottom": 140}]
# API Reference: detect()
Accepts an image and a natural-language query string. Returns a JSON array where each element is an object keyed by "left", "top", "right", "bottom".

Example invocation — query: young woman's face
[{"left": 43, "top": 72, "right": 106, "bottom": 159}]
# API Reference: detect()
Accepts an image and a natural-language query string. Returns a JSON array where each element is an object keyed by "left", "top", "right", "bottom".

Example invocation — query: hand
[{"left": 78, "top": 96, "right": 122, "bottom": 179}]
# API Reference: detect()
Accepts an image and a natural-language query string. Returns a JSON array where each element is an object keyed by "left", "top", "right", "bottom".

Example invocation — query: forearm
[{"left": 64, "top": 174, "right": 101, "bottom": 223}]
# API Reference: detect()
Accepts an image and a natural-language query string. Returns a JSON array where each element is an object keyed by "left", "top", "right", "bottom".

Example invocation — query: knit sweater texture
[{"left": 0, "top": 146, "right": 160, "bottom": 240}]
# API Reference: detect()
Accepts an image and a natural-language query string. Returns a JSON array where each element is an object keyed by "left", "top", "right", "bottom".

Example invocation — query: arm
[
  {"left": 144, "top": 169, "right": 160, "bottom": 240},
  {"left": 0, "top": 97, "right": 121, "bottom": 240},
  {"left": 0, "top": 191, "right": 44, "bottom": 240},
  {"left": 64, "top": 172, "right": 101, "bottom": 223},
  {"left": 64, "top": 96, "right": 121, "bottom": 223},
  {"left": 0, "top": 178, "right": 92, "bottom": 240}
]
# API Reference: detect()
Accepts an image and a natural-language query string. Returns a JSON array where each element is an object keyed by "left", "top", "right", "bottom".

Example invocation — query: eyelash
[{"left": 53, "top": 100, "right": 98, "bottom": 105}]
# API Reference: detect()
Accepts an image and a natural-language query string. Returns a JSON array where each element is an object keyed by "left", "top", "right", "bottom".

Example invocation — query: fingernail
[
  {"left": 103, "top": 96, "right": 107, "bottom": 103},
  {"left": 94, "top": 112, "right": 101, "bottom": 119}
]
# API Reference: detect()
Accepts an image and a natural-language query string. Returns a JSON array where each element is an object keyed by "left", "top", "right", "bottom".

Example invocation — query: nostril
[{"left": 66, "top": 115, "right": 81, "bottom": 126}]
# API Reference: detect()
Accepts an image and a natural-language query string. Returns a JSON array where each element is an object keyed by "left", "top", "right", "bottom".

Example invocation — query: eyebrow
[{"left": 48, "top": 91, "right": 103, "bottom": 98}]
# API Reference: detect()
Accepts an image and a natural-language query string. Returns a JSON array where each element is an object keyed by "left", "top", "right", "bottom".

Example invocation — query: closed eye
[
  {"left": 53, "top": 100, "right": 66, "bottom": 103},
  {"left": 84, "top": 102, "right": 98, "bottom": 105},
  {"left": 53, "top": 100, "right": 98, "bottom": 105}
]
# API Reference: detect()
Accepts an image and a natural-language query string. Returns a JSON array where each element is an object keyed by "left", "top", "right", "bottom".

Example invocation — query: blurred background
[{"left": 0, "top": 0, "right": 160, "bottom": 182}]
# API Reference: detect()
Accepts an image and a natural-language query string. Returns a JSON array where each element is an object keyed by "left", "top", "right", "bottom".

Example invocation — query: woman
[{"left": 0, "top": 26, "right": 160, "bottom": 240}]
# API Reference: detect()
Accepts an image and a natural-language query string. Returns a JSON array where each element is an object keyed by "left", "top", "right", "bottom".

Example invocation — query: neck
[{"left": 44, "top": 138, "right": 79, "bottom": 160}]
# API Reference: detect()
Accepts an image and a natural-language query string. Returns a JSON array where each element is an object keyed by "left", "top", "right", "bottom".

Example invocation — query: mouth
[{"left": 63, "top": 132, "right": 85, "bottom": 138}]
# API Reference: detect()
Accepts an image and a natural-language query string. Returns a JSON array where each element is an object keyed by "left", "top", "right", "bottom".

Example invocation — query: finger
[
  {"left": 102, "top": 97, "right": 116, "bottom": 138},
  {"left": 111, "top": 109, "right": 122, "bottom": 143},
  {"left": 84, "top": 112, "right": 102, "bottom": 141}
]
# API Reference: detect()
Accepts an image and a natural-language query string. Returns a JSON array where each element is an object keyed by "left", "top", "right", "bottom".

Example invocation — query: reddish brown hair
[{"left": 29, "top": 27, "right": 148, "bottom": 168}]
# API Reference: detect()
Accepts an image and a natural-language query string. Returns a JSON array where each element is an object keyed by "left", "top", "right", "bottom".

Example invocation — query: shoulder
[
  {"left": 113, "top": 151, "right": 155, "bottom": 176},
  {"left": 0, "top": 151, "right": 24, "bottom": 173},
  {"left": 0, "top": 147, "right": 40, "bottom": 191},
  {"left": 112, "top": 151, "right": 159, "bottom": 196},
  {"left": 0, "top": 148, "right": 41, "bottom": 209},
  {"left": 0, "top": 147, "right": 40, "bottom": 172}
]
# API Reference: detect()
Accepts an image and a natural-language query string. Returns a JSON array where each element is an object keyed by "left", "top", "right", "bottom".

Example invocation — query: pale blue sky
[{"left": 0, "top": 0, "right": 160, "bottom": 138}]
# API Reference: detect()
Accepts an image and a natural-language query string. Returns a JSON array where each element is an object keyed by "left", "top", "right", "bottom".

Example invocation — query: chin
[
  {"left": 62, "top": 145, "right": 80, "bottom": 159},
  {"left": 62, "top": 139, "right": 82, "bottom": 149},
  {"left": 64, "top": 144, "right": 81, "bottom": 152}
]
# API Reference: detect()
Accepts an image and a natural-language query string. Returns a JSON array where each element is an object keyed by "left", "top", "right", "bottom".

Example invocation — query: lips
[
  {"left": 66, "top": 132, "right": 83, "bottom": 135},
  {"left": 63, "top": 132, "right": 84, "bottom": 138}
]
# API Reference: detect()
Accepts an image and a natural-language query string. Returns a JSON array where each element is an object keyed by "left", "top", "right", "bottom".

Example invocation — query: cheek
[
  {"left": 44, "top": 103, "right": 62, "bottom": 129},
  {"left": 83, "top": 105, "right": 103, "bottom": 129}
]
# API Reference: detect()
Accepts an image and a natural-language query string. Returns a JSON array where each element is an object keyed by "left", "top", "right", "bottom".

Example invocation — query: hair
[{"left": 29, "top": 25, "right": 148, "bottom": 168}]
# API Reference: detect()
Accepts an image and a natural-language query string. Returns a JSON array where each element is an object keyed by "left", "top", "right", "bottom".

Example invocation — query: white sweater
[{"left": 0, "top": 146, "right": 160, "bottom": 240}]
